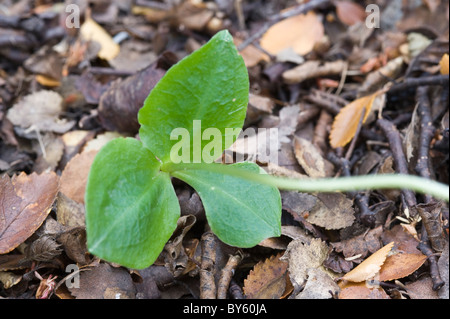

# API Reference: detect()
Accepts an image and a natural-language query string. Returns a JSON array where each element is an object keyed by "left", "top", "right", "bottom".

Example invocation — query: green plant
[
  {"left": 85, "top": 31, "right": 281, "bottom": 269},
  {"left": 85, "top": 30, "right": 449, "bottom": 270}
]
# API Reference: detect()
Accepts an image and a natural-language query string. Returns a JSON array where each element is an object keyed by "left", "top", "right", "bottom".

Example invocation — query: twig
[
  {"left": 200, "top": 232, "right": 217, "bottom": 299},
  {"left": 217, "top": 252, "right": 243, "bottom": 299},
  {"left": 228, "top": 279, "right": 244, "bottom": 299},
  {"left": 388, "top": 74, "right": 449, "bottom": 94},
  {"left": 415, "top": 87, "right": 435, "bottom": 201},
  {"left": 237, "top": 0, "right": 331, "bottom": 51},
  {"left": 376, "top": 118, "right": 418, "bottom": 209},
  {"left": 417, "top": 224, "right": 445, "bottom": 291}
]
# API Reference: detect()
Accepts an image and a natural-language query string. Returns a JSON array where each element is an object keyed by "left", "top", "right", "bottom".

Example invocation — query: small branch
[
  {"left": 388, "top": 74, "right": 449, "bottom": 94},
  {"left": 415, "top": 87, "right": 435, "bottom": 202},
  {"left": 376, "top": 119, "right": 418, "bottom": 208},
  {"left": 217, "top": 252, "right": 243, "bottom": 299},
  {"left": 200, "top": 232, "right": 217, "bottom": 299}
]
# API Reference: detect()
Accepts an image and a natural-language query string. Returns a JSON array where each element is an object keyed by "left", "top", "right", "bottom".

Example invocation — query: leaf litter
[{"left": 0, "top": 0, "right": 448, "bottom": 300}]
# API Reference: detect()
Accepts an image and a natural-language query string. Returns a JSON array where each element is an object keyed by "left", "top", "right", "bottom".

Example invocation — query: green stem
[{"left": 162, "top": 162, "right": 449, "bottom": 202}]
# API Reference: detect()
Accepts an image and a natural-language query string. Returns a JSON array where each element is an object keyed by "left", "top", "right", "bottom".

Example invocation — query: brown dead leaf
[
  {"left": 243, "top": 253, "right": 289, "bottom": 299},
  {"left": 342, "top": 242, "right": 394, "bottom": 283},
  {"left": 283, "top": 60, "right": 347, "bottom": 84},
  {"left": 234, "top": 38, "right": 270, "bottom": 68},
  {"left": 69, "top": 262, "right": 136, "bottom": 299},
  {"left": 293, "top": 137, "right": 334, "bottom": 178},
  {"left": 334, "top": 0, "right": 366, "bottom": 26},
  {"left": 282, "top": 238, "right": 331, "bottom": 288},
  {"left": 60, "top": 150, "right": 98, "bottom": 204},
  {"left": 80, "top": 18, "right": 120, "bottom": 61},
  {"left": 6, "top": 90, "right": 75, "bottom": 134},
  {"left": 307, "top": 192, "right": 355, "bottom": 230},
  {"left": 378, "top": 251, "right": 427, "bottom": 282},
  {"left": 339, "top": 282, "right": 390, "bottom": 299},
  {"left": 405, "top": 276, "right": 440, "bottom": 299},
  {"left": 330, "top": 91, "right": 380, "bottom": 148},
  {"left": 261, "top": 11, "right": 324, "bottom": 56},
  {"left": 332, "top": 225, "right": 383, "bottom": 260},
  {"left": 0, "top": 172, "right": 59, "bottom": 254},
  {"left": 440, "top": 54, "right": 449, "bottom": 75}
]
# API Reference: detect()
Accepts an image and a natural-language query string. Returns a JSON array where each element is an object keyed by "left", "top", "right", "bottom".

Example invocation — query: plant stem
[{"left": 162, "top": 162, "right": 449, "bottom": 202}]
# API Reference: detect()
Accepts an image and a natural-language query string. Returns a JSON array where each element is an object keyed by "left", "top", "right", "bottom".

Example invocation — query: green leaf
[
  {"left": 138, "top": 30, "right": 249, "bottom": 164},
  {"left": 171, "top": 162, "right": 281, "bottom": 247},
  {"left": 85, "top": 137, "right": 180, "bottom": 269}
]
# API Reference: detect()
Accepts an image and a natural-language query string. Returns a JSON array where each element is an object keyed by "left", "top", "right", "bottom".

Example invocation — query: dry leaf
[
  {"left": 342, "top": 242, "right": 394, "bottom": 283},
  {"left": 330, "top": 91, "right": 380, "bottom": 148},
  {"left": 69, "top": 263, "right": 136, "bottom": 299},
  {"left": 282, "top": 238, "right": 331, "bottom": 288},
  {"left": 6, "top": 90, "right": 75, "bottom": 134},
  {"left": 293, "top": 136, "right": 334, "bottom": 178},
  {"left": 234, "top": 38, "right": 270, "bottom": 68},
  {"left": 307, "top": 192, "right": 355, "bottom": 230},
  {"left": 296, "top": 268, "right": 340, "bottom": 299},
  {"left": 378, "top": 252, "right": 427, "bottom": 282},
  {"left": 440, "top": 54, "right": 449, "bottom": 75},
  {"left": 0, "top": 172, "right": 59, "bottom": 254},
  {"left": 332, "top": 225, "right": 383, "bottom": 259},
  {"left": 405, "top": 277, "right": 439, "bottom": 299},
  {"left": 283, "top": 60, "right": 347, "bottom": 84},
  {"left": 335, "top": 0, "right": 366, "bottom": 26},
  {"left": 339, "top": 282, "right": 390, "bottom": 299},
  {"left": 80, "top": 18, "right": 120, "bottom": 61},
  {"left": 261, "top": 11, "right": 324, "bottom": 56},
  {"left": 60, "top": 150, "right": 98, "bottom": 204},
  {"left": 243, "top": 253, "right": 289, "bottom": 299}
]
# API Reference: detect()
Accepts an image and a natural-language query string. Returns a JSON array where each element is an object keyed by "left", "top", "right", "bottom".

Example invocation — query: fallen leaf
[
  {"left": 60, "top": 150, "right": 98, "bottom": 204},
  {"left": 234, "top": 38, "right": 270, "bottom": 68},
  {"left": 243, "top": 253, "right": 289, "bottom": 299},
  {"left": 56, "top": 192, "right": 86, "bottom": 228},
  {"left": 307, "top": 192, "right": 355, "bottom": 230},
  {"left": 440, "top": 54, "right": 449, "bottom": 75},
  {"left": 69, "top": 262, "right": 136, "bottom": 299},
  {"left": 378, "top": 251, "right": 427, "bottom": 282},
  {"left": 293, "top": 136, "right": 334, "bottom": 178},
  {"left": 405, "top": 276, "right": 439, "bottom": 299},
  {"left": 6, "top": 90, "right": 75, "bottom": 134},
  {"left": 295, "top": 268, "right": 340, "bottom": 299},
  {"left": 339, "top": 282, "right": 390, "bottom": 299},
  {"left": 282, "top": 238, "right": 332, "bottom": 289},
  {"left": 342, "top": 242, "right": 394, "bottom": 283},
  {"left": 332, "top": 225, "right": 383, "bottom": 260},
  {"left": 334, "top": 0, "right": 366, "bottom": 26},
  {"left": 80, "top": 17, "right": 120, "bottom": 61},
  {"left": 0, "top": 172, "right": 59, "bottom": 254},
  {"left": 261, "top": 11, "right": 324, "bottom": 56},
  {"left": 283, "top": 60, "right": 347, "bottom": 84},
  {"left": 330, "top": 91, "right": 380, "bottom": 148}
]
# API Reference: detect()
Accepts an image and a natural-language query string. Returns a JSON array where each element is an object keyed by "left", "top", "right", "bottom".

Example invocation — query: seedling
[
  {"left": 85, "top": 30, "right": 449, "bottom": 269},
  {"left": 85, "top": 31, "right": 281, "bottom": 269}
]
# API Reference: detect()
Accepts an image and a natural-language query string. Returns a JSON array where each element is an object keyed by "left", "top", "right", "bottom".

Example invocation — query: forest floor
[{"left": 0, "top": 0, "right": 449, "bottom": 300}]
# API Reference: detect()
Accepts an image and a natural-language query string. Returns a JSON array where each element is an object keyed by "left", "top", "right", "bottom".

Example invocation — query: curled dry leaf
[
  {"left": 243, "top": 253, "right": 289, "bottom": 299},
  {"left": 0, "top": 172, "right": 59, "bottom": 254},
  {"left": 261, "top": 11, "right": 324, "bottom": 56},
  {"left": 330, "top": 91, "right": 381, "bottom": 148},
  {"left": 342, "top": 242, "right": 394, "bottom": 283}
]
